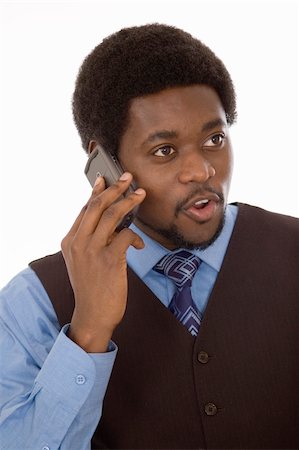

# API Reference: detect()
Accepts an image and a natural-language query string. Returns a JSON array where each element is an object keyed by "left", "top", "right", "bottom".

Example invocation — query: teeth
[{"left": 194, "top": 199, "right": 209, "bottom": 206}]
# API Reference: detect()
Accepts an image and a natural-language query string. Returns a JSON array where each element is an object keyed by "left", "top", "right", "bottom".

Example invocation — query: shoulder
[
  {"left": 236, "top": 203, "right": 299, "bottom": 236},
  {"left": 0, "top": 267, "right": 54, "bottom": 312},
  {"left": 229, "top": 203, "right": 298, "bottom": 266},
  {"left": 29, "top": 251, "right": 74, "bottom": 326},
  {"left": 0, "top": 267, "right": 60, "bottom": 362}
]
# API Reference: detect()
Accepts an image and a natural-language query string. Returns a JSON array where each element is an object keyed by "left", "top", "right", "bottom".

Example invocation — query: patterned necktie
[{"left": 154, "top": 250, "right": 202, "bottom": 336}]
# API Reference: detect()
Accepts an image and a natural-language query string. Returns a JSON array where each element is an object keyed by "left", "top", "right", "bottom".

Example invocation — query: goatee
[{"left": 155, "top": 209, "right": 226, "bottom": 250}]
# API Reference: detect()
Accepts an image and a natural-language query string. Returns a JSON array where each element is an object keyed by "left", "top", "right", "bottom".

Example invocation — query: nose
[{"left": 177, "top": 151, "right": 216, "bottom": 184}]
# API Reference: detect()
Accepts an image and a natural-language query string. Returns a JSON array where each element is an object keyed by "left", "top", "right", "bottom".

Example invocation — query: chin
[{"left": 156, "top": 213, "right": 226, "bottom": 250}]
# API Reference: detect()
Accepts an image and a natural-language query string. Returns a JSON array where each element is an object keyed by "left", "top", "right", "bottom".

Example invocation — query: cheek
[
  {"left": 135, "top": 178, "right": 174, "bottom": 219},
  {"left": 133, "top": 170, "right": 163, "bottom": 200},
  {"left": 214, "top": 150, "right": 233, "bottom": 186},
  {"left": 225, "top": 145, "right": 234, "bottom": 174},
  {"left": 223, "top": 153, "right": 234, "bottom": 191}
]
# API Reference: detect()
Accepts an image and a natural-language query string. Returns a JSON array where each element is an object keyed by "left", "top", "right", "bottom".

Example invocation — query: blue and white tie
[{"left": 154, "top": 250, "right": 202, "bottom": 336}]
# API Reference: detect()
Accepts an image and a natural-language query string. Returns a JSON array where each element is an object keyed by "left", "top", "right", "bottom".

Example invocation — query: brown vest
[{"left": 30, "top": 204, "right": 299, "bottom": 449}]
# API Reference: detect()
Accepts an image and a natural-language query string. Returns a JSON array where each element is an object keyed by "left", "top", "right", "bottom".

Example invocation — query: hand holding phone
[
  {"left": 85, "top": 144, "right": 138, "bottom": 230},
  {"left": 62, "top": 154, "right": 145, "bottom": 353}
]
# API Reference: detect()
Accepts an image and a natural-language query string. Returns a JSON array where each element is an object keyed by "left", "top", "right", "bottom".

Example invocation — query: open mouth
[
  {"left": 192, "top": 199, "right": 210, "bottom": 209},
  {"left": 182, "top": 195, "right": 219, "bottom": 222}
]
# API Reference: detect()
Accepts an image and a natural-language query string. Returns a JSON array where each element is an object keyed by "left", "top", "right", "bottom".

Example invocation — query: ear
[{"left": 87, "top": 140, "right": 98, "bottom": 155}]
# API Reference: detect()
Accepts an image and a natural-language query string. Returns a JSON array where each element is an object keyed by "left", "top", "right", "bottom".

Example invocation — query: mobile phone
[{"left": 84, "top": 144, "right": 137, "bottom": 230}]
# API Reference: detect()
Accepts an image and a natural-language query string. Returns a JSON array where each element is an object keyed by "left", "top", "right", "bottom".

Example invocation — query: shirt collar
[{"left": 127, "top": 204, "right": 238, "bottom": 279}]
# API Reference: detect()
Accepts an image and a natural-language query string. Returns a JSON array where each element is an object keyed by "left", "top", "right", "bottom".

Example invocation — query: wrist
[{"left": 68, "top": 318, "right": 114, "bottom": 353}]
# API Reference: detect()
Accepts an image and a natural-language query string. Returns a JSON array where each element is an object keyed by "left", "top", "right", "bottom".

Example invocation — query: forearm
[{"left": 0, "top": 324, "right": 117, "bottom": 450}]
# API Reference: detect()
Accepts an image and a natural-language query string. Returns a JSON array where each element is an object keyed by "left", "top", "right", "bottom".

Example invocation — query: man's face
[{"left": 118, "top": 85, "right": 233, "bottom": 250}]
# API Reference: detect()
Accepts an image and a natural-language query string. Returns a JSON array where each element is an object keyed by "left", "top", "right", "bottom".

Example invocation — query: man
[{"left": 0, "top": 24, "right": 298, "bottom": 450}]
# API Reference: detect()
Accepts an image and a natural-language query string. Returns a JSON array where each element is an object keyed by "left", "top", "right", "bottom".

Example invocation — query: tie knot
[{"left": 154, "top": 250, "right": 201, "bottom": 290}]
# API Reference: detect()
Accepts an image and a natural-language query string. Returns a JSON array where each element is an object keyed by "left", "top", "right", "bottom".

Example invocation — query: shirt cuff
[{"left": 35, "top": 324, "right": 117, "bottom": 413}]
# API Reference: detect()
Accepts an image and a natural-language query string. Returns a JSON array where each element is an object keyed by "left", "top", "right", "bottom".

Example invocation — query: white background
[{"left": 0, "top": 0, "right": 298, "bottom": 287}]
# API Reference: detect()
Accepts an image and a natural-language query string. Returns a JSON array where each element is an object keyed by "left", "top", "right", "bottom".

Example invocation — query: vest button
[
  {"left": 204, "top": 402, "right": 218, "bottom": 416},
  {"left": 197, "top": 351, "right": 209, "bottom": 364}
]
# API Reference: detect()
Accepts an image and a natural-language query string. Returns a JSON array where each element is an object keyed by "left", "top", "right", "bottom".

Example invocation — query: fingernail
[
  {"left": 94, "top": 175, "right": 103, "bottom": 186},
  {"left": 119, "top": 172, "right": 131, "bottom": 181},
  {"left": 135, "top": 188, "right": 145, "bottom": 195}
]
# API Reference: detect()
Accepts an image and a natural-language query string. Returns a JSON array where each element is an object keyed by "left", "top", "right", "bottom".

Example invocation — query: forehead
[{"left": 123, "top": 85, "right": 227, "bottom": 145}]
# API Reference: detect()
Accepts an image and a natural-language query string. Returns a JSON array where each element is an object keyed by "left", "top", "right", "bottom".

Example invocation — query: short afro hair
[{"left": 72, "top": 23, "right": 237, "bottom": 155}]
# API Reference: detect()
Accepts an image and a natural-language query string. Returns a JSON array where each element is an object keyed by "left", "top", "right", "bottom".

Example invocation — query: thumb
[{"left": 110, "top": 228, "right": 145, "bottom": 253}]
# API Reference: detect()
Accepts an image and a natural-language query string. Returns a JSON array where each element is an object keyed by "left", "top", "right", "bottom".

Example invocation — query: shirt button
[
  {"left": 197, "top": 351, "right": 209, "bottom": 364},
  {"left": 204, "top": 402, "right": 218, "bottom": 416},
  {"left": 42, "top": 446, "right": 50, "bottom": 450},
  {"left": 75, "top": 374, "right": 86, "bottom": 385}
]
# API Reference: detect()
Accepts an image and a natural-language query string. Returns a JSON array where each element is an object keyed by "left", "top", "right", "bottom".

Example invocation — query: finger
[
  {"left": 91, "top": 188, "right": 146, "bottom": 244},
  {"left": 76, "top": 172, "right": 135, "bottom": 238},
  {"left": 108, "top": 228, "right": 145, "bottom": 255},
  {"left": 62, "top": 175, "right": 106, "bottom": 241}
]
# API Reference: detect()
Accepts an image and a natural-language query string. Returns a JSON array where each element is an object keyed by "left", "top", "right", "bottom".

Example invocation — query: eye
[
  {"left": 204, "top": 133, "right": 226, "bottom": 148},
  {"left": 153, "top": 145, "right": 175, "bottom": 157}
]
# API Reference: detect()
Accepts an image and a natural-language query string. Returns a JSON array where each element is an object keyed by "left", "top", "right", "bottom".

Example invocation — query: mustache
[{"left": 174, "top": 185, "right": 224, "bottom": 217}]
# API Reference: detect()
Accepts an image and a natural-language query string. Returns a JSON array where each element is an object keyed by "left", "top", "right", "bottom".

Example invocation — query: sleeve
[{"left": 0, "top": 269, "right": 117, "bottom": 450}]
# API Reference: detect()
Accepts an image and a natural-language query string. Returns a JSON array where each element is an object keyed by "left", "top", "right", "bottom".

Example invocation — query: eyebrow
[
  {"left": 141, "top": 117, "right": 227, "bottom": 147},
  {"left": 201, "top": 118, "right": 227, "bottom": 132},
  {"left": 141, "top": 130, "right": 178, "bottom": 147}
]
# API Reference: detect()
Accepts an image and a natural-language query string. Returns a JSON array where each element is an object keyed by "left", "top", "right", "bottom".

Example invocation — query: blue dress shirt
[
  {"left": 0, "top": 205, "right": 238, "bottom": 449},
  {"left": 127, "top": 204, "right": 238, "bottom": 316}
]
